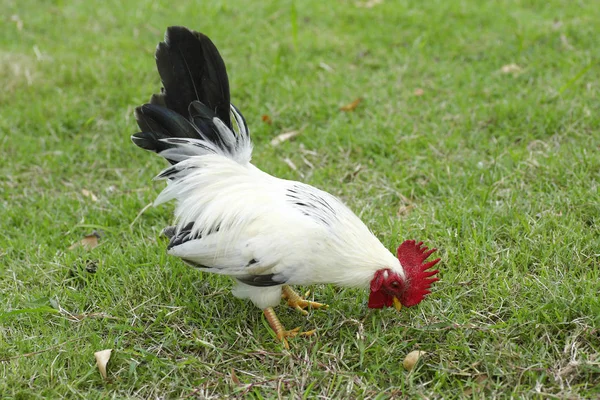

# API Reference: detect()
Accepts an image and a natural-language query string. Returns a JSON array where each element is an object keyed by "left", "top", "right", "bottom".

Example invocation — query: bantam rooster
[{"left": 132, "top": 26, "right": 441, "bottom": 348}]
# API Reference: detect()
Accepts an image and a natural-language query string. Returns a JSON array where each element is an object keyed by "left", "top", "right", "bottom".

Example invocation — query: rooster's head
[{"left": 368, "top": 240, "right": 440, "bottom": 310}]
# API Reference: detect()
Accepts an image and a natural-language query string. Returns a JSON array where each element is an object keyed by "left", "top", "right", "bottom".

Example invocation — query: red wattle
[{"left": 368, "top": 290, "right": 394, "bottom": 309}]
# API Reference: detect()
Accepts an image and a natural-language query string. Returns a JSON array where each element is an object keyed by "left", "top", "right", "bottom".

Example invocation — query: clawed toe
[
  {"left": 277, "top": 327, "right": 316, "bottom": 349},
  {"left": 282, "top": 285, "right": 328, "bottom": 315}
]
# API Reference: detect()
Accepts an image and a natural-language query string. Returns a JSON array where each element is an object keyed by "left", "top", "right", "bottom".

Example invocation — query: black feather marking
[
  {"left": 237, "top": 274, "right": 286, "bottom": 287},
  {"left": 162, "top": 226, "right": 177, "bottom": 239},
  {"left": 159, "top": 137, "right": 216, "bottom": 152},
  {"left": 164, "top": 138, "right": 190, "bottom": 144},
  {"left": 189, "top": 142, "right": 215, "bottom": 151},
  {"left": 285, "top": 184, "right": 337, "bottom": 227},
  {"left": 156, "top": 162, "right": 200, "bottom": 180},
  {"left": 156, "top": 167, "right": 178, "bottom": 180},
  {"left": 155, "top": 26, "right": 232, "bottom": 129},
  {"left": 167, "top": 222, "right": 199, "bottom": 250},
  {"left": 166, "top": 221, "right": 223, "bottom": 250},
  {"left": 246, "top": 258, "right": 258, "bottom": 267},
  {"left": 156, "top": 169, "right": 176, "bottom": 180}
]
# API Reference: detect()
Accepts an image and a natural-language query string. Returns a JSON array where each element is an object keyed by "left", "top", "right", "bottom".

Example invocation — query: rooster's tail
[{"left": 132, "top": 26, "right": 251, "bottom": 165}]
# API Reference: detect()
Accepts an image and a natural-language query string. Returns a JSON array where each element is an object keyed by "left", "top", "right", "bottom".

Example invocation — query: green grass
[{"left": 1, "top": 0, "right": 599, "bottom": 398}]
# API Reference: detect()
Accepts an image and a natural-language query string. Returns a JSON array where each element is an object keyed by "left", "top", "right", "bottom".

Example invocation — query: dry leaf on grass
[
  {"left": 339, "top": 98, "right": 362, "bottom": 112},
  {"left": 500, "top": 64, "right": 522, "bottom": 74},
  {"left": 403, "top": 350, "right": 426, "bottom": 371},
  {"left": 476, "top": 374, "right": 489, "bottom": 385},
  {"left": 261, "top": 114, "right": 272, "bottom": 125},
  {"left": 414, "top": 88, "right": 425, "bottom": 96},
  {"left": 81, "top": 189, "right": 98, "bottom": 202},
  {"left": 230, "top": 368, "right": 241, "bottom": 385},
  {"left": 81, "top": 189, "right": 98, "bottom": 201},
  {"left": 68, "top": 231, "right": 101, "bottom": 250},
  {"left": 94, "top": 349, "right": 112, "bottom": 380},
  {"left": 271, "top": 131, "right": 301, "bottom": 147}
]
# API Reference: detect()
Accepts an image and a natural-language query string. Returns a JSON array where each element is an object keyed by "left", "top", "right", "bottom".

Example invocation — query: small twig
[{"left": 182, "top": 385, "right": 204, "bottom": 399}]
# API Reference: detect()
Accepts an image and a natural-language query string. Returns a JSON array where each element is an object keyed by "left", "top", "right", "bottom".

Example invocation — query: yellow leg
[
  {"left": 263, "top": 307, "right": 315, "bottom": 349},
  {"left": 281, "top": 285, "right": 328, "bottom": 316}
]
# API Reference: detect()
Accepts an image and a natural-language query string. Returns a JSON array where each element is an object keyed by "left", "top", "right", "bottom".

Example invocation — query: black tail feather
[
  {"left": 155, "top": 26, "right": 232, "bottom": 129},
  {"left": 132, "top": 27, "right": 252, "bottom": 165},
  {"left": 133, "top": 104, "right": 200, "bottom": 159},
  {"left": 135, "top": 104, "right": 198, "bottom": 139},
  {"left": 188, "top": 101, "right": 229, "bottom": 150}
]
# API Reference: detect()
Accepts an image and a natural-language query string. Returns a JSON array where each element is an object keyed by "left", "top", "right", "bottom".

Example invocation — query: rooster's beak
[{"left": 393, "top": 296, "right": 402, "bottom": 312}]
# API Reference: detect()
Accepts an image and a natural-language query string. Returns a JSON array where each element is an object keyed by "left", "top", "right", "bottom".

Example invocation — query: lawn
[{"left": 1, "top": 0, "right": 599, "bottom": 398}]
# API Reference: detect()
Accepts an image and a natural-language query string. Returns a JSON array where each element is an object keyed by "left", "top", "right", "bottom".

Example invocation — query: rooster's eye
[{"left": 391, "top": 281, "right": 399, "bottom": 287}]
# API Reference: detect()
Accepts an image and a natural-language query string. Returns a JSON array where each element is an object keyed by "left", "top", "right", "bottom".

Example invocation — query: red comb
[{"left": 397, "top": 240, "right": 440, "bottom": 306}]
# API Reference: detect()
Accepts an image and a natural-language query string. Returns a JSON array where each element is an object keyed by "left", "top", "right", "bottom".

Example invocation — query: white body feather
[{"left": 152, "top": 114, "right": 402, "bottom": 309}]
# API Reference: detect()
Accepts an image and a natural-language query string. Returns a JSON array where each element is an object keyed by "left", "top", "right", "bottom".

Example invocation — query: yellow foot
[
  {"left": 263, "top": 308, "right": 316, "bottom": 349},
  {"left": 282, "top": 285, "right": 328, "bottom": 316}
]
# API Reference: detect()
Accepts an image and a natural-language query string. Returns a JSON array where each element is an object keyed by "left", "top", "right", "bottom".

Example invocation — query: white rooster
[{"left": 132, "top": 26, "right": 441, "bottom": 348}]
